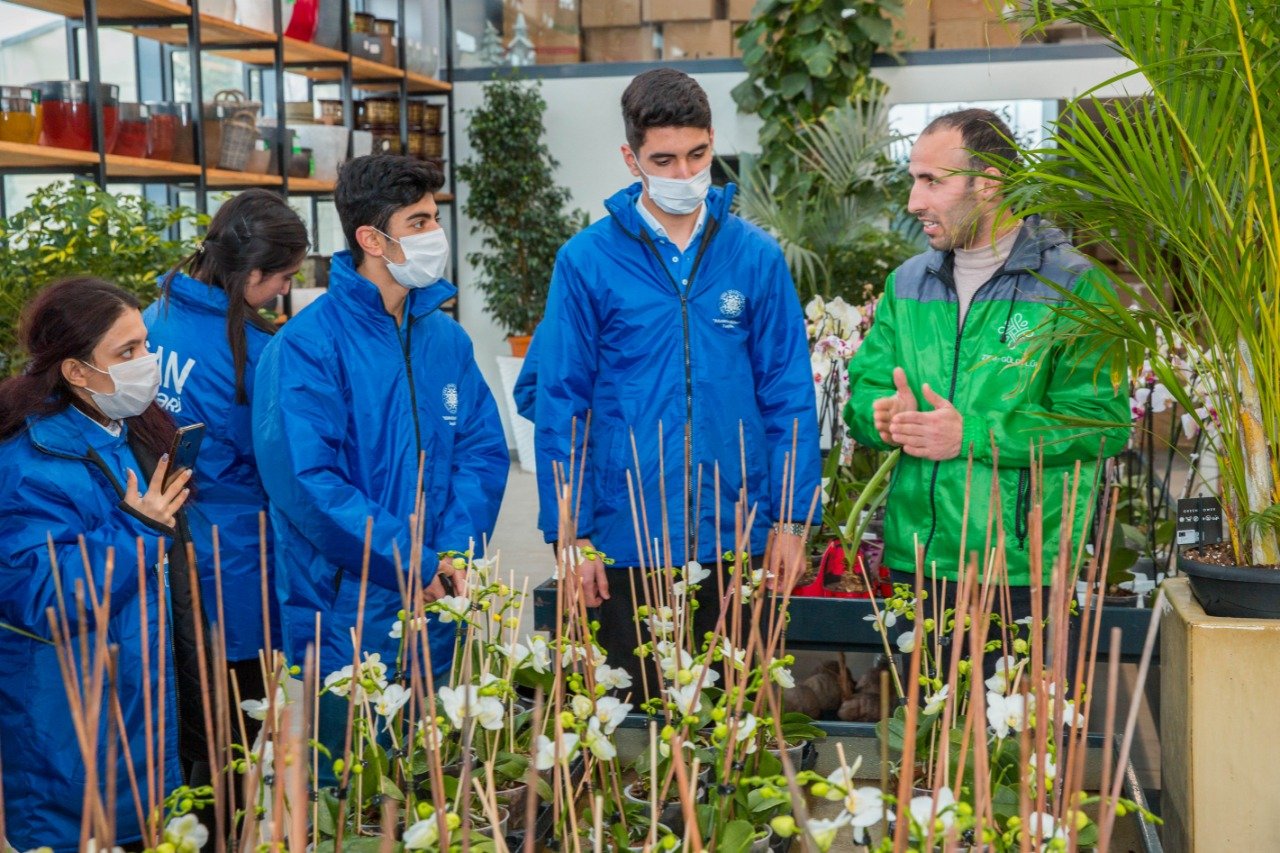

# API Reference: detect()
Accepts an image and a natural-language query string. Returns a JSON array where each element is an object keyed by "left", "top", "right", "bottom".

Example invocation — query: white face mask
[
  {"left": 638, "top": 162, "right": 712, "bottom": 216},
  {"left": 379, "top": 228, "right": 450, "bottom": 289},
  {"left": 81, "top": 352, "right": 161, "bottom": 420}
]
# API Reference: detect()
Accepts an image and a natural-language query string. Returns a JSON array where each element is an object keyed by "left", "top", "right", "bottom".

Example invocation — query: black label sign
[{"left": 1176, "top": 497, "right": 1224, "bottom": 547}]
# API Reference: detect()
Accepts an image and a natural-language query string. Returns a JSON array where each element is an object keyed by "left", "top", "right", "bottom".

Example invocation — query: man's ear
[
  {"left": 621, "top": 144, "right": 641, "bottom": 178},
  {"left": 355, "top": 225, "right": 387, "bottom": 260}
]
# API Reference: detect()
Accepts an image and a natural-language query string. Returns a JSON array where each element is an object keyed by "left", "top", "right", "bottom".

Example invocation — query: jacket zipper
[
  {"left": 1015, "top": 468, "right": 1030, "bottom": 551},
  {"left": 921, "top": 261, "right": 1010, "bottom": 565},
  {"left": 637, "top": 221, "right": 719, "bottom": 562}
]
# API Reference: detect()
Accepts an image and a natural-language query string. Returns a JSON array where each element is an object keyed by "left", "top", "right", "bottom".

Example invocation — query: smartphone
[{"left": 164, "top": 422, "right": 205, "bottom": 490}]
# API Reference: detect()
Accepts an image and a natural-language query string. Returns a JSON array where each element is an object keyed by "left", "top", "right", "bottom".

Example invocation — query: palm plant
[
  {"left": 1002, "top": 0, "right": 1279, "bottom": 566},
  {"left": 728, "top": 98, "right": 917, "bottom": 303}
]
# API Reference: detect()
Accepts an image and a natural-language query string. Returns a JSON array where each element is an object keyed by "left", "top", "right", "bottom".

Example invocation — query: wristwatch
[{"left": 774, "top": 522, "right": 807, "bottom": 537}]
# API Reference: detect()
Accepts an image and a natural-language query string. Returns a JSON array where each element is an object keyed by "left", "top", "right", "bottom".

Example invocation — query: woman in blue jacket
[
  {"left": 144, "top": 189, "right": 308, "bottom": 736},
  {"left": 0, "top": 278, "right": 200, "bottom": 852}
]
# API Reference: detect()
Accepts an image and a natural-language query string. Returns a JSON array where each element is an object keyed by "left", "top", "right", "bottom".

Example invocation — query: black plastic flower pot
[{"left": 1180, "top": 549, "right": 1280, "bottom": 619}]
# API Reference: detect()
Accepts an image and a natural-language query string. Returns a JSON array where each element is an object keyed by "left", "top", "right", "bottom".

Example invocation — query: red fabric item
[{"left": 284, "top": 0, "right": 318, "bottom": 42}]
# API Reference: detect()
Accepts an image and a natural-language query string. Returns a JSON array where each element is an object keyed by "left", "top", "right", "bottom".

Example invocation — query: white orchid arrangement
[{"left": 806, "top": 293, "right": 878, "bottom": 464}]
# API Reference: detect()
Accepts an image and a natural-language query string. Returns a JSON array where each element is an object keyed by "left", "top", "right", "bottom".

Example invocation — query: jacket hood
[
  {"left": 328, "top": 250, "right": 458, "bottom": 321},
  {"left": 158, "top": 271, "right": 232, "bottom": 316},
  {"left": 603, "top": 182, "right": 737, "bottom": 238}
]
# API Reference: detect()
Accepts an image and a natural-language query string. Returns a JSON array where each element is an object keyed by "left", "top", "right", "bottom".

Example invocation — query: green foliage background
[{"left": 0, "top": 180, "right": 206, "bottom": 375}]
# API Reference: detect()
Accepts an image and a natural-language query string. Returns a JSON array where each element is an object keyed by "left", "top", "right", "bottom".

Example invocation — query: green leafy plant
[
  {"left": 0, "top": 179, "right": 206, "bottom": 375},
  {"left": 729, "top": 99, "right": 917, "bottom": 302},
  {"left": 731, "top": 0, "right": 901, "bottom": 173},
  {"left": 1004, "top": 0, "right": 1279, "bottom": 566},
  {"left": 458, "top": 75, "right": 587, "bottom": 339}
]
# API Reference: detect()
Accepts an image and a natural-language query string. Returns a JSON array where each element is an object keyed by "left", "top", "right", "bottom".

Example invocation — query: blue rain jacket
[
  {"left": 532, "top": 183, "right": 820, "bottom": 566},
  {"left": 0, "top": 407, "right": 181, "bottom": 852},
  {"left": 143, "top": 272, "right": 281, "bottom": 661},
  {"left": 252, "top": 252, "right": 509, "bottom": 680}
]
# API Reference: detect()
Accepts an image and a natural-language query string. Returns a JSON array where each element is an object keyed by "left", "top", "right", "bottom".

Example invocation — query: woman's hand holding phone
[{"left": 126, "top": 453, "right": 192, "bottom": 528}]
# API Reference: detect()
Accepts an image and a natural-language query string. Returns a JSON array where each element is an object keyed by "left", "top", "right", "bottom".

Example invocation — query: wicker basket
[{"left": 202, "top": 90, "right": 261, "bottom": 172}]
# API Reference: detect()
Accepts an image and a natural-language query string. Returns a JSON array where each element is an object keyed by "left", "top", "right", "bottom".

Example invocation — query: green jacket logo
[{"left": 999, "top": 312, "right": 1030, "bottom": 347}]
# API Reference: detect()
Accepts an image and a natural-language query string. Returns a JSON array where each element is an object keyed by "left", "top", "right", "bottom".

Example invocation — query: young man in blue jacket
[
  {"left": 253, "top": 156, "right": 509, "bottom": 752},
  {"left": 528, "top": 69, "right": 819, "bottom": 690}
]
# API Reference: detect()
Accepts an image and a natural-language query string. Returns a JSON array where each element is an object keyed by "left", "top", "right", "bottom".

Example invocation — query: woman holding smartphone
[
  {"left": 144, "top": 189, "right": 308, "bottom": 731},
  {"left": 0, "top": 277, "right": 206, "bottom": 852}
]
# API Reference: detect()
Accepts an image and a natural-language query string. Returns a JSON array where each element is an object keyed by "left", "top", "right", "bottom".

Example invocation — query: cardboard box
[
  {"left": 932, "top": 17, "right": 1020, "bottom": 49},
  {"left": 504, "top": 0, "right": 582, "bottom": 64},
  {"left": 582, "top": 0, "right": 642, "bottom": 27},
  {"left": 931, "top": 0, "right": 1004, "bottom": 21},
  {"left": 643, "top": 0, "right": 721, "bottom": 23},
  {"left": 662, "top": 19, "right": 733, "bottom": 59},
  {"left": 583, "top": 25, "right": 659, "bottom": 62},
  {"left": 893, "top": 0, "right": 932, "bottom": 50},
  {"left": 727, "top": 0, "right": 756, "bottom": 19}
]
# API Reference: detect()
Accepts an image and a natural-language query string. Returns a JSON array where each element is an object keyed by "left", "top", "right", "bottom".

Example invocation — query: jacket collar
[
  {"left": 27, "top": 404, "right": 127, "bottom": 460},
  {"left": 926, "top": 214, "right": 1070, "bottom": 277},
  {"left": 604, "top": 182, "right": 737, "bottom": 238},
  {"left": 327, "top": 250, "right": 458, "bottom": 322}
]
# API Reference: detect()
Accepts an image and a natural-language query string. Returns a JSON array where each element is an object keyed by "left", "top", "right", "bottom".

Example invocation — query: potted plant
[
  {"left": 457, "top": 75, "right": 586, "bottom": 356},
  {"left": 1004, "top": 0, "right": 1280, "bottom": 615},
  {"left": 0, "top": 179, "right": 205, "bottom": 375}
]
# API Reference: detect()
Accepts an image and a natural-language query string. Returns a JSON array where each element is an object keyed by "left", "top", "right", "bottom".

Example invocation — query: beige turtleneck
[{"left": 954, "top": 227, "right": 1019, "bottom": 322}]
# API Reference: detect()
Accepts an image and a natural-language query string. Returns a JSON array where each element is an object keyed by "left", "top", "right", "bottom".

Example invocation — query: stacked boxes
[
  {"left": 580, "top": 0, "right": 736, "bottom": 62},
  {"left": 502, "top": 0, "right": 583, "bottom": 65},
  {"left": 892, "top": 0, "right": 1023, "bottom": 51}
]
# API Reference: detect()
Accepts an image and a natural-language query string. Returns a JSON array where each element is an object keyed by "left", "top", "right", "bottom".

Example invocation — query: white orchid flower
[
  {"left": 84, "top": 841, "right": 126, "bottom": 853},
  {"left": 986, "top": 692, "right": 1029, "bottom": 740},
  {"left": 908, "top": 786, "right": 956, "bottom": 834},
  {"left": 323, "top": 664, "right": 355, "bottom": 697},
  {"left": 502, "top": 641, "right": 533, "bottom": 670},
  {"left": 582, "top": 716, "right": 617, "bottom": 761},
  {"left": 595, "top": 663, "right": 633, "bottom": 692},
  {"left": 895, "top": 631, "right": 916, "bottom": 654},
  {"left": 770, "top": 662, "right": 796, "bottom": 689},
  {"left": 732, "top": 713, "right": 759, "bottom": 754},
  {"left": 433, "top": 594, "right": 472, "bottom": 624},
  {"left": 720, "top": 639, "right": 749, "bottom": 670},
  {"left": 1028, "top": 752, "right": 1058, "bottom": 783},
  {"left": 667, "top": 682, "right": 701, "bottom": 716},
  {"left": 402, "top": 817, "right": 439, "bottom": 849},
  {"left": 374, "top": 683, "right": 411, "bottom": 719},
  {"left": 534, "top": 732, "right": 579, "bottom": 770},
  {"left": 164, "top": 814, "right": 210, "bottom": 850},
  {"left": 1025, "top": 811, "right": 1067, "bottom": 846},
  {"left": 845, "top": 786, "right": 888, "bottom": 842},
  {"left": 656, "top": 641, "right": 693, "bottom": 681},
  {"left": 437, "top": 685, "right": 470, "bottom": 728},
  {"left": 805, "top": 295, "right": 826, "bottom": 322},
  {"left": 863, "top": 609, "right": 897, "bottom": 631},
  {"left": 923, "top": 684, "right": 950, "bottom": 716},
  {"left": 802, "top": 815, "right": 851, "bottom": 852},
  {"left": 239, "top": 686, "right": 287, "bottom": 722},
  {"left": 526, "top": 635, "right": 553, "bottom": 672},
  {"left": 647, "top": 606, "right": 676, "bottom": 636},
  {"left": 389, "top": 614, "right": 427, "bottom": 640},
  {"left": 682, "top": 561, "right": 710, "bottom": 585},
  {"left": 985, "top": 655, "right": 1021, "bottom": 695},
  {"left": 593, "top": 696, "right": 631, "bottom": 735}
]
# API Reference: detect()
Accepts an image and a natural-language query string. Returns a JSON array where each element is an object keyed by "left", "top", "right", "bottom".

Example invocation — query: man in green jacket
[{"left": 844, "top": 108, "right": 1130, "bottom": 605}]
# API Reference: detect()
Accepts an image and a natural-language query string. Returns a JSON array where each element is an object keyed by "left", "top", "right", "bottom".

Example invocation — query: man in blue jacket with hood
[
  {"left": 528, "top": 69, "right": 819, "bottom": 690},
  {"left": 253, "top": 156, "right": 509, "bottom": 751}
]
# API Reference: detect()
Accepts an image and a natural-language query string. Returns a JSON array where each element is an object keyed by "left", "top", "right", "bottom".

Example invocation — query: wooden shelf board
[
  {"left": 216, "top": 36, "right": 349, "bottom": 67},
  {"left": 435, "top": 192, "right": 454, "bottom": 203},
  {"left": 405, "top": 71, "right": 451, "bottom": 94},
  {"left": 206, "top": 168, "right": 282, "bottom": 187},
  {"left": 0, "top": 140, "right": 98, "bottom": 170},
  {"left": 106, "top": 153, "right": 201, "bottom": 179},
  {"left": 287, "top": 177, "right": 335, "bottom": 194},
  {"left": 132, "top": 14, "right": 275, "bottom": 48},
  {"left": 13, "top": 0, "right": 188, "bottom": 21}
]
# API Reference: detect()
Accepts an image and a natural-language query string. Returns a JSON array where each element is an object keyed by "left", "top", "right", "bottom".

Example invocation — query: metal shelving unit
[{"left": 0, "top": 0, "right": 455, "bottom": 217}]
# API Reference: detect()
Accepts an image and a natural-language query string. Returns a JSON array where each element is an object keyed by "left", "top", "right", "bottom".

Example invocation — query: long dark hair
[
  {"left": 0, "top": 277, "right": 176, "bottom": 460},
  {"left": 162, "top": 188, "right": 309, "bottom": 404}
]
